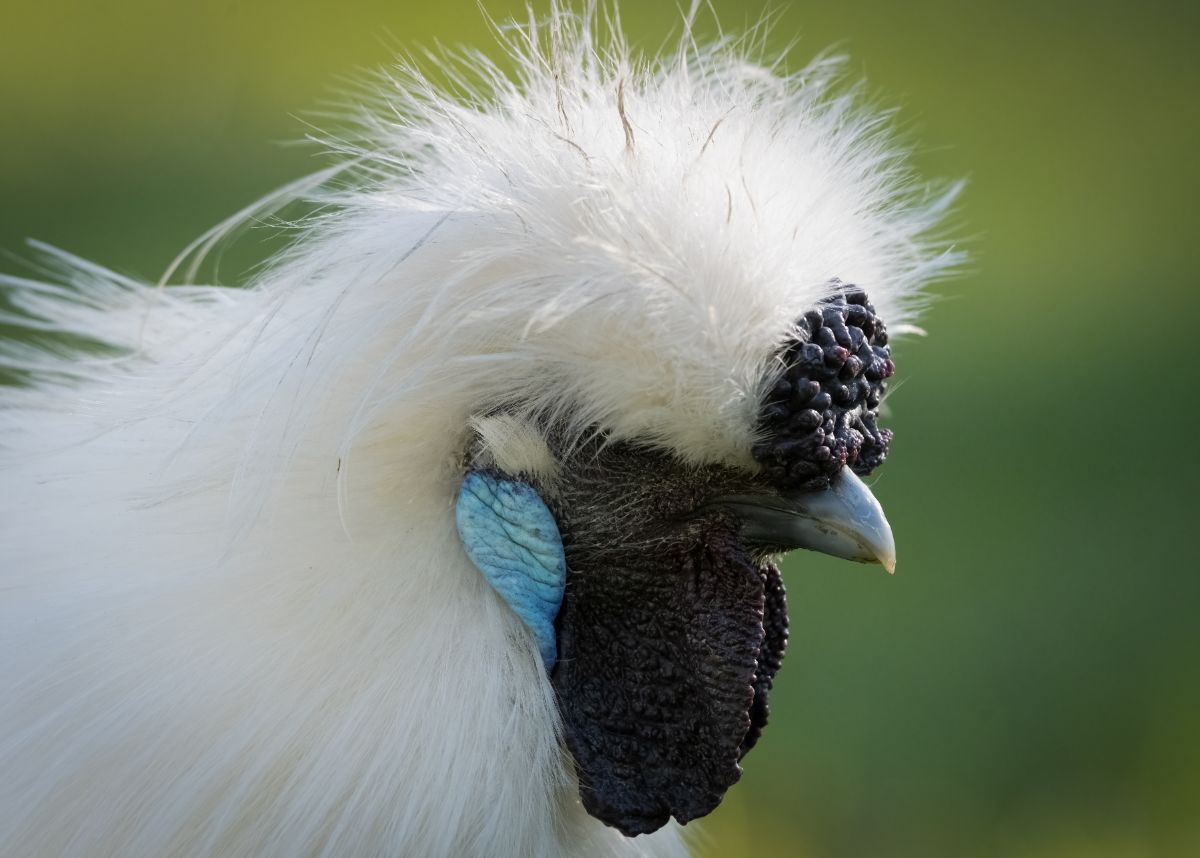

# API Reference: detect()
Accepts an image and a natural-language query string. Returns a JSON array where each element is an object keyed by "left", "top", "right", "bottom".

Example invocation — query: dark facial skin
[
  {"left": 495, "top": 285, "right": 891, "bottom": 836},
  {"left": 546, "top": 441, "right": 789, "bottom": 836}
]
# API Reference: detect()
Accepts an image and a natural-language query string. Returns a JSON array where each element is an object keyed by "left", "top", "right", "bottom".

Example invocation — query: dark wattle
[
  {"left": 740, "top": 561, "right": 788, "bottom": 757},
  {"left": 551, "top": 521, "right": 782, "bottom": 836}
]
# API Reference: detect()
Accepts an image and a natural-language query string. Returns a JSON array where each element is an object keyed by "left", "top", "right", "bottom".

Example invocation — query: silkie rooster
[{"left": 0, "top": 5, "right": 958, "bottom": 856}]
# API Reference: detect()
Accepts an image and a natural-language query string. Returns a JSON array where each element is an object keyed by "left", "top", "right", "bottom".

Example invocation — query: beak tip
[{"left": 881, "top": 556, "right": 896, "bottom": 575}]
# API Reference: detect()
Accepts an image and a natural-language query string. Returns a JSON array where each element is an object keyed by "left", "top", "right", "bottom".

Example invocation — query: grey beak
[{"left": 728, "top": 469, "right": 897, "bottom": 573}]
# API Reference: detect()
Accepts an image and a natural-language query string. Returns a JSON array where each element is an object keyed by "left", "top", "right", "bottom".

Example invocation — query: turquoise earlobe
[{"left": 455, "top": 470, "right": 566, "bottom": 672}]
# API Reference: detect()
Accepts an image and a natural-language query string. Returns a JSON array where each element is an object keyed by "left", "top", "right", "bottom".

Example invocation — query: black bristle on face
[{"left": 753, "top": 285, "right": 894, "bottom": 491}]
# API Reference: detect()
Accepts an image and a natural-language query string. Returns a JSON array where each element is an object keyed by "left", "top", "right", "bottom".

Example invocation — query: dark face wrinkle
[{"left": 547, "top": 441, "right": 789, "bottom": 836}]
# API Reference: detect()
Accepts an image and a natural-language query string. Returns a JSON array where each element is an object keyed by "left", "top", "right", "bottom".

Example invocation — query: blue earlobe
[{"left": 455, "top": 470, "right": 566, "bottom": 672}]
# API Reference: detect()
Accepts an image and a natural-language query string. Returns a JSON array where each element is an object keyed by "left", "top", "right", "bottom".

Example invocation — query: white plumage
[{"left": 0, "top": 5, "right": 957, "bottom": 856}]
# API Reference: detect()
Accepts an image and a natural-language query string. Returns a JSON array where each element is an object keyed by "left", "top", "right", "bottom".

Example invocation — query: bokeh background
[{"left": 2, "top": 1, "right": 1197, "bottom": 855}]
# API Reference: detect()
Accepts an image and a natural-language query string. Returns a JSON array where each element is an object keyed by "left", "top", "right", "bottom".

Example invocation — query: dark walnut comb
[{"left": 752, "top": 285, "right": 894, "bottom": 492}]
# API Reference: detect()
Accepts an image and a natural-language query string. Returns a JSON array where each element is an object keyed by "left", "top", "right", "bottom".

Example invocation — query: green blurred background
[{"left": 2, "top": 1, "right": 1197, "bottom": 855}]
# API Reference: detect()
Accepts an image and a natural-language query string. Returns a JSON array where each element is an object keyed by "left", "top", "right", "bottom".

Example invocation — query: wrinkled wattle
[{"left": 753, "top": 286, "right": 894, "bottom": 491}]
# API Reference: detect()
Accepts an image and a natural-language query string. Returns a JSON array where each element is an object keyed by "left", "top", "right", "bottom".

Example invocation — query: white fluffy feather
[{"left": 0, "top": 5, "right": 958, "bottom": 856}]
